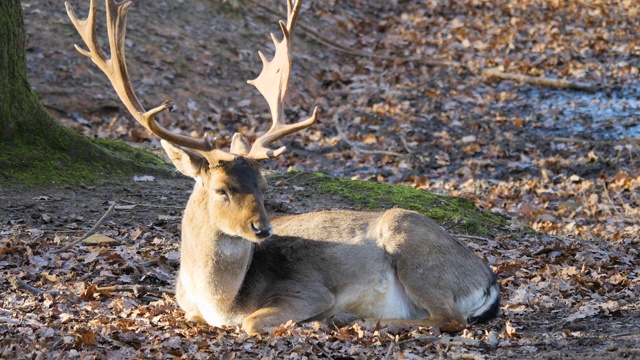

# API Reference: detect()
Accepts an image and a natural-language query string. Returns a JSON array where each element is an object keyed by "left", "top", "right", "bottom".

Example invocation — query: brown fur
[{"left": 164, "top": 141, "right": 500, "bottom": 335}]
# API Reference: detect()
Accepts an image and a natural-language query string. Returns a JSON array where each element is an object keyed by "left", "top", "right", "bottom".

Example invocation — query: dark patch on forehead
[{"left": 215, "top": 157, "right": 263, "bottom": 193}]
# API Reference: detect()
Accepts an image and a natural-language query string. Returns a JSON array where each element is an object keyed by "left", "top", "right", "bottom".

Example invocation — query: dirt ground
[{"left": 2, "top": 0, "right": 639, "bottom": 358}]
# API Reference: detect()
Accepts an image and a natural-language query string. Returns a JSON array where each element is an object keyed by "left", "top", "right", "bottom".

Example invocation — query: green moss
[
  {"left": 269, "top": 170, "right": 509, "bottom": 236},
  {"left": 0, "top": 133, "right": 173, "bottom": 187},
  {"left": 93, "top": 138, "right": 169, "bottom": 169}
]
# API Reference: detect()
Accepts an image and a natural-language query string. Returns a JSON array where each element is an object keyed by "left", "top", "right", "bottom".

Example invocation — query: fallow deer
[{"left": 66, "top": 0, "right": 500, "bottom": 335}]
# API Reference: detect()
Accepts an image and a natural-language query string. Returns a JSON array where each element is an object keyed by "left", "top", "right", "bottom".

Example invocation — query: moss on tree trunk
[{"left": 0, "top": 0, "right": 171, "bottom": 187}]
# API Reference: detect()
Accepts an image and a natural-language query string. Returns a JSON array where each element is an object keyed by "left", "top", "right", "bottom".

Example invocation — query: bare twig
[
  {"left": 384, "top": 338, "right": 421, "bottom": 360},
  {"left": 482, "top": 68, "right": 598, "bottom": 93},
  {"left": 247, "top": 0, "right": 459, "bottom": 67},
  {"left": 10, "top": 276, "right": 60, "bottom": 296},
  {"left": 0, "top": 316, "right": 20, "bottom": 325},
  {"left": 119, "top": 199, "right": 185, "bottom": 209},
  {"left": 26, "top": 233, "right": 45, "bottom": 245},
  {"left": 334, "top": 115, "right": 405, "bottom": 157},
  {"left": 384, "top": 335, "right": 485, "bottom": 360},
  {"left": 139, "top": 259, "right": 180, "bottom": 267},
  {"left": 48, "top": 338, "right": 64, "bottom": 353},
  {"left": 94, "top": 284, "right": 175, "bottom": 296},
  {"left": 310, "top": 340, "right": 335, "bottom": 360},
  {"left": 53, "top": 203, "right": 117, "bottom": 254},
  {"left": 552, "top": 137, "right": 610, "bottom": 145},
  {"left": 385, "top": 336, "right": 440, "bottom": 360},
  {"left": 602, "top": 182, "right": 621, "bottom": 217},
  {"left": 454, "top": 234, "right": 493, "bottom": 242},
  {"left": 41, "top": 103, "right": 69, "bottom": 114},
  {"left": 623, "top": 133, "right": 640, "bottom": 153},
  {"left": 399, "top": 136, "right": 414, "bottom": 154},
  {"left": 425, "top": 335, "right": 484, "bottom": 347}
]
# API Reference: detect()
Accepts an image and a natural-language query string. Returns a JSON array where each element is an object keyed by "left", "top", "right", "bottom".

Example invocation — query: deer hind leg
[
  {"left": 378, "top": 210, "right": 470, "bottom": 330},
  {"left": 242, "top": 282, "right": 335, "bottom": 335},
  {"left": 391, "top": 251, "right": 469, "bottom": 330}
]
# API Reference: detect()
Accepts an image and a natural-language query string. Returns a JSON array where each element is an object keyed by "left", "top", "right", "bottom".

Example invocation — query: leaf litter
[{"left": 2, "top": 0, "right": 639, "bottom": 358}]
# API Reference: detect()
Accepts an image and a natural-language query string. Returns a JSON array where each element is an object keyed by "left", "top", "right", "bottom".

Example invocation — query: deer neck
[{"left": 179, "top": 183, "right": 254, "bottom": 307}]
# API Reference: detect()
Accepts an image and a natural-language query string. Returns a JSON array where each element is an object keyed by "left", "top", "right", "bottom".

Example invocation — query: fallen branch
[
  {"left": 334, "top": 115, "right": 405, "bottom": 157},
  {"left": 94, "top": 284, "right": 175, "bottom": 296},
  {"left": 482, "top": 68, "right": 598, "bottom": 93},
  {"left": 53, "top": 202, "right": 117, "bottom": 254},
  {"left": 248, "top": 0, "right": 459, "bottom": 67},
  {"left": 10, "top": 276, "right": 60, "bottom": 296}
]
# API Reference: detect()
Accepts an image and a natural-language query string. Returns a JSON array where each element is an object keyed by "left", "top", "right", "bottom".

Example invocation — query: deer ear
[
  {"left": 161, "top": 140, "right": 206, "bottom": 179},
  {"left": 230, "top": 133, "right": 251, "bottom": 156}
]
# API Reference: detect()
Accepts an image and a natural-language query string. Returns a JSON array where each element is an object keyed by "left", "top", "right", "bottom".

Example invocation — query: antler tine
[
  {"left": 65, "top": 0, "right": 235, "bottom": 161},
  {"left": 246, "top": 0, "right": 319, "bottom": 160}
]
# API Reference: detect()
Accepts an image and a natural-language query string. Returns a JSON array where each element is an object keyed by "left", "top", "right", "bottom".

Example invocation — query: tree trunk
[
  {"left": 0, "top": 0, "right": 41, "bottom": 140},
  {"left": 0, "top": 0, "right": 169, "bottom": 186}
]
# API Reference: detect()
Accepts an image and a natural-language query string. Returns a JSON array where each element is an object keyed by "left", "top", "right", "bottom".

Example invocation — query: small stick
[
  {"left": 0, "top": 316, "right": 20, "bottom": 325},
  {"left": 384, "top": 335, "right": 485, "bottom": 360},
  {"left": 53, "top": 203, "right": 117, "bottom": 254},
  {"left": 334, "top": 115, "right": 405, "bottom": 157},
  {"left": 95, "top": 284, "right": 175, "bottom": 296},
  {"left": 427, "top": 335, "right": 483, "bottom": 347},
  {"left": 139, "top": 259, "right": 179, "bottom": 267},
  {"left": 49, "top": 338, "right": 65, "bottom": 353},
  {"left": 482, "top": 68, "right": 598, "bottom": 93},
  {"left": 601, "top": 182, "right": 621, "bottom": 217},
  {"left": 385, "top": 336, "right": 439, "bottom": 360},
  {"left": 454, "top": 234, "right": 493, "bottom": 242},
  {"left": 623, "top": 133, "right": 640, "bottom": 153},
  {"left": 10, "top": 276, "right": 60, "bottom": 296},
  {"left": 552, "top": 137, "right": 609, "bottom": 145},
  {"left": 399, "top": 136, "right": 414, "bottom": 154},
  {"left": 310, "top": 340, "right": 335, "bottom": 360},
  {"left": 119, "top": 199, "right": 184, "bottom": 209}
]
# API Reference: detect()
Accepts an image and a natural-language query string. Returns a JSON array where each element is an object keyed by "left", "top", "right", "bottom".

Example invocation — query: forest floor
[{"left": 2, "top": 0, "right": 639, "bottom": 358}]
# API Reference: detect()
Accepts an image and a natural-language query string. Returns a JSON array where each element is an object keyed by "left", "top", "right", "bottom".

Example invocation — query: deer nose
[{"left": 251, "top": 223, "right": 272, "bottom": 239}]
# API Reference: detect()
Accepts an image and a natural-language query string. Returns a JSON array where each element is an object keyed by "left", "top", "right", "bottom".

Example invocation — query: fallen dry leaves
[{"left": 4, "top": 0, "right": 640, "bottom": 358}]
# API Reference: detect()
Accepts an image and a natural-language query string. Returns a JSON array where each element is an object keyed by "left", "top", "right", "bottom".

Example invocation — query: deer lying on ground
[{"left": 66, "top": 0, "right": 500, "bottom": 335}]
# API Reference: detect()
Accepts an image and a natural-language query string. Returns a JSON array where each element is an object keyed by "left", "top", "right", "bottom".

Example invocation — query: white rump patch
[{"left": 458, "top": 283, "right": 499, "bottom": 318}]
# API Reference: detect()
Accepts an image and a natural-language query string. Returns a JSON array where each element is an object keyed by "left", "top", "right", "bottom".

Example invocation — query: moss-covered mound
[
  {"left": 269, "top": 170, "right": 509, "bottom": 236},
  {"left": 0, "top": 125, "right": 173, "bottom": 187}
]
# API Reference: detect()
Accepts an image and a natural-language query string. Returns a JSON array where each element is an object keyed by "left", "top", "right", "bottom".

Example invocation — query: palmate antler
[
  {"left": 65, "top": 0, "right": 317, "bottom": 162},
  {"left": 246, "top": 0, "right": 318, "bottom": 159}
]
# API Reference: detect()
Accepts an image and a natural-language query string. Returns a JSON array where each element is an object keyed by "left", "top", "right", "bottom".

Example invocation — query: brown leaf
[
  {"left": 362, "top": 134, "right": 377, "bottom": 145},
  {"left": 462, "top": 143, "right": 481, "bottom": 155},
  {"left": 76, "top": 328, "right": 96, "bottom": 347},
  {"left": 505, "top": 320, "right": 521, "bottom": 339},
  {"left": 83, "top": 234, "right": 118, "bottom": 246},
  {"left": 80, "top": 284, "right": 97, "bottom": 301}
]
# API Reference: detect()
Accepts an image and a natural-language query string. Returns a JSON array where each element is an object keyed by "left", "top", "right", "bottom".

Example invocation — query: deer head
[{"left": 65, "top": 0, "right": 318, "bottom": 242}]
